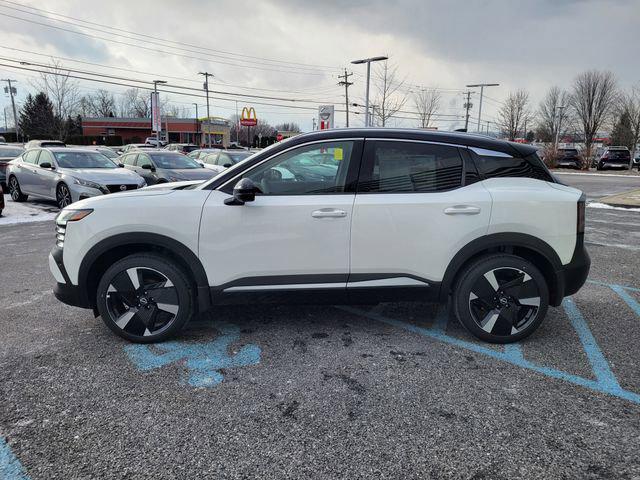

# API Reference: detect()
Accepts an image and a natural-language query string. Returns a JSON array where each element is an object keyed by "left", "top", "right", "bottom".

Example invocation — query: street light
[
  {"left": 466, "top": 83, "right": 499, "bottom": 132},
  {"left": 152, "top": 80, "right": 167, "bottom": 148},
  {"left": 351, "top": 56, "right": 388, "bottom": 127}
]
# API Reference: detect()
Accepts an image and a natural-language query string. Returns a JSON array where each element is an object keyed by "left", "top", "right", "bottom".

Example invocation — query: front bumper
[{"left": 50, "top": 246, "right": 92, "bottom": 309}]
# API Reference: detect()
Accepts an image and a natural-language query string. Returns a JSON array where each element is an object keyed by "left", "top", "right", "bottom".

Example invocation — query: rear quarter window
[{"left": 472, "top": 151, "right": 553, "bottom": 182}]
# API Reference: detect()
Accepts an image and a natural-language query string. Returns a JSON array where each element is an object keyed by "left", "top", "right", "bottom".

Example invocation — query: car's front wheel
[
  {"left": 8, "top": 176, "right": 28, "bottom": 202},
  {"left": 56, "top": 183, "right": 73, "bottom": 209},
  {"left": 96, "top": 254, "right": 195, "bottom": 343},
  {"left": 452, "top": 254, "right": 549, "bottom": 344}
]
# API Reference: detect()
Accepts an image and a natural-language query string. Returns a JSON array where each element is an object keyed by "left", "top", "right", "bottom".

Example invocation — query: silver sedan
[{"left": 6, "top": 147, "right": 147, "bottom": 209}]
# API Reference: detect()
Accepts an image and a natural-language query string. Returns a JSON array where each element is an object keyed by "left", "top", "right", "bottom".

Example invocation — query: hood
[
  {"left": 59, "top": 167, "right": 142, "bottom": 184},
  {"left": 143, "top": 180, "right": 204, "bottom": 191},
  {"left": 163, "top": 168, "right": 217, "bottom": 181}
]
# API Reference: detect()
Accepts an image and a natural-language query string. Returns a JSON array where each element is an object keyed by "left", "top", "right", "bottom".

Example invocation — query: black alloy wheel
[
  {"left": 453, "top": 254, "right": 549, "bottom": 343},
  {"left": 96, "top": 254, "right": 194, "bottom": 342},
  {"left": 9, "top": 176, "right": 28, "bottom": 202}
]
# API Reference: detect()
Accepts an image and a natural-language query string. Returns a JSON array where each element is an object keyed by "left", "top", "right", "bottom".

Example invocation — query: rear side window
[
  {"left": 472, "top": 151, "right": 553, "bottom": 182},
  {"left": 23, "top": 150, "right": 40, "bottom": 164},
  {"left": 358, "top": 141, "right": 463, "bottom": 193}
]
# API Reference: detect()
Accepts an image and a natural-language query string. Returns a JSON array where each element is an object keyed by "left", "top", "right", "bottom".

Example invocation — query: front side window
[
  {"left": 136, "top": 154, "right": 153, "bottom": 168},
  {"left": 235, "top": 141, "right": 356, "bottom": 195},
  {"left": 37, "top": 150, "right": 56, "bottom": 166},
  {"left": 216, "top": 153, "right": 232, "bottom": 166},
  {"left": 54, "top": 151, "right": 117, "bottom": 169},
  {"left": 358, "top": 141, "right": 463, "bottom": 193}
]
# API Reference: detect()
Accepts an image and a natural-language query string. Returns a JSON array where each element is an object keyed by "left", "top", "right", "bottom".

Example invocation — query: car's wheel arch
[
  {"left": 441, "top": 232, "right": 564, "bottom": 306},
  {"left": 79, "top": 232, "right": 211, "bottom": 313}
]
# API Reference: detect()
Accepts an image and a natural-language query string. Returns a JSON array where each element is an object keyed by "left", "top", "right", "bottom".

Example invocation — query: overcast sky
[{"left": 1, "top": 0, "right": 638, "bottom": 132}]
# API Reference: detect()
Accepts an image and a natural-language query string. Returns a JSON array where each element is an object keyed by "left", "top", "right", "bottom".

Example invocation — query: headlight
[
  {"left": 55, "top": 209, "right": 93, "bottom": 226},
  {"left": 73, "top": 177, "right": 105, "bottom": 191}
]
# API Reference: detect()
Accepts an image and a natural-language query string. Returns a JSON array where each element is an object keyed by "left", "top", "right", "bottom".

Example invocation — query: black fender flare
[
  {"left": 79, "top": 232, "right": 211, "bottom": 310},
  {"left": 439, "top": 232, "right": 564, "bottom": 304}
]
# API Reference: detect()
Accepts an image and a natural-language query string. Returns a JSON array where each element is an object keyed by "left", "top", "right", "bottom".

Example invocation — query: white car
[{"left": 50, "top": 129, "right": 590, "bottom": 344}]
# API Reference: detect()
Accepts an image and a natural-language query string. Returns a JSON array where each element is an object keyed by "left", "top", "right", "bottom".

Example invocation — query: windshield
[
  {"left": 97, "top": 149, "right": 118, "bottom": 159},
  {"left": 150, "top": 153, "right": 202, "bottom": 169},
  {"left": 54, "top": 151, "right": 117, "bottom": 168},
  {"left": 0, "top": 147, "right": 24, "bottom": 157}
]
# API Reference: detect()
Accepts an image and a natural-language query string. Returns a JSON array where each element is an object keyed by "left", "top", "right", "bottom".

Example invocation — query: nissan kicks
[{"left": 50, "top": 129, "right": 590, "bottom": 344}]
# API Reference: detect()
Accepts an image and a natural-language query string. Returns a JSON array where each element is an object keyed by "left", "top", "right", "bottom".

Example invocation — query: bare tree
[
  {"left": 569, "top": 70, "right": 617, "bottom": 164},
  {"left": 373, "top": 60, "right": 407, "bottom": 127},
  {"left": 616, "top": 86, "right": 640, "bottom": 169},
  {"left": 497, "top": 90, "right": 533, "bottom": 141},
  {"left": 79, "top": 89, "right": 116, "bottom": 117},
  {"left": 33, "top": 60, "right": 81, "bottom": 139},
  {"left": 536, "top": 86, "right": 572, "bottom": 143},
  {"left": 414, "top": 88, "right": 441, "bottom": 128}
]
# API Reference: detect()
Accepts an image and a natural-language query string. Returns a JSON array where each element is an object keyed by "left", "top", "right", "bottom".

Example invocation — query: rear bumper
[{"left": 553, "top": 233, "right": 590, "bottom": 305}]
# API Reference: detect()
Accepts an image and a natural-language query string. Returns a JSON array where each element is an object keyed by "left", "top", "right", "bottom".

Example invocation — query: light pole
[
  {"left": 199, "top": 72, "right": 214, "bottom": 147},
  {"left": 152, "top": 80, "right": 166, "bottom": 148},
  {"left": 351, "top": 56, "right": 388, "bottom": 127},
  {"left": 192, "top": 103, "right": 199, "bottom": 145},
  {"left": 466, "top": 83, "right": 499, "bottom": 132}
]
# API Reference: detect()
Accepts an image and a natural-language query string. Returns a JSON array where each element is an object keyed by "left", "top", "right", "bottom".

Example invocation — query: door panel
[
  {"left": 350, "top": 140, "right": 492, "bottom": 284},
  {"left": 33, "top": 150, "right": 57, "bottom": 198},
  {"left": 17, "top": 150, "right": 41, "bottom": 194}
]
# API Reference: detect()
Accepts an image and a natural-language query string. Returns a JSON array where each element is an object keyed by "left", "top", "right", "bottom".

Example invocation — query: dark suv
[
  {"left": 556, "top": 148, "right": 582, "bottom": 169},
  {"left": 597, "top": 147, "right": 631, "bottom": 170}
]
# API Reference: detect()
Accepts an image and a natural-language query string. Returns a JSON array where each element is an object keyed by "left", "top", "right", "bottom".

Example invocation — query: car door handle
[
  {"left": 311, "top": 208, "right": 347, "bottom": 218},
  {"left": 443, "top": 205, "right": 481, "bottom": 215}
]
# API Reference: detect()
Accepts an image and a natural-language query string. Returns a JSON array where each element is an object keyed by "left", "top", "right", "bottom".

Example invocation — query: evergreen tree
[
  {"left": 610, "top": 109, "right": 634, "bottom": 148},
  {"left": 19, "top": 92, "right": 57, "bottom": 139}
]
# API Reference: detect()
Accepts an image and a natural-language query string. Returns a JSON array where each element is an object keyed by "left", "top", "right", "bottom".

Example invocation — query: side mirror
[
  {"left": 118, "top": 163, "right": 125, "bottom": 168},
  {"left": 199, "top": 162, "right": 205, "bottom": 167},
  {"left": 223, "top": 163, "right": 232, "bottom": 168},
  {"left": 142, "top": 164, "right": 156, "bottom": 172},
  {"left": 40, "top": 162, "right": 53, "bottom": 169},
  {"left": 224, "top": 178, "right": 258, "bottom": 205}
]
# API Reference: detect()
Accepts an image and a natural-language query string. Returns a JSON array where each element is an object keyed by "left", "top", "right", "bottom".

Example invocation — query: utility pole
[
  {"left": 3, "top": 79, "right": 19, "bottom": 141},
  {"left": 199, "top": 72, "right": 214, "bottom": 147},
  {"left": 152, "top": 80, "right": 166, "bottom": 148},
  {"left": 337, "top": 69, "right": 354, "bottom": 127},
  {"left": 312, "top": 117, "right": 316, "bottom": 131},
  {"left": 466, "top": 83, "right": 500, "bottom": 132},
  {"left": 462, "top": 90, "right": 474, "bottom": 131},
  {"left": 192, "top": 103, "right": 198, "bottom": 145}
]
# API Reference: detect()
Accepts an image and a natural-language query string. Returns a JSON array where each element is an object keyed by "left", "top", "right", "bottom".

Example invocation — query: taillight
[{"left": 577, "top": 196, "right": 585, "bottom": 234}]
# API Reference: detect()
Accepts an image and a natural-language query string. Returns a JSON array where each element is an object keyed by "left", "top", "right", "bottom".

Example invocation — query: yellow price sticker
[{"left": 334, "top": 148, "right": 343, "bottom": 161}]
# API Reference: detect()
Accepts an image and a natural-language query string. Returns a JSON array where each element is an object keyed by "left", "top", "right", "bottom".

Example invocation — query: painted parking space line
[
  {"left": 608, "top": 285, "right": 640, "bottom": 317},
  {"left": 125, "top": 322, "right": 261, "bottom": 387},
  {"left": 0, "top": 437, "right": 30, "bottom": 480},
  {"left": 338, "top": 294, "right": 640, "bottom": 405}
]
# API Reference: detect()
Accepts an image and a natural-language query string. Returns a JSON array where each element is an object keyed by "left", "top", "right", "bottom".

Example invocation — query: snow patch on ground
[
  {"left": 0, "top": 195, "right": 58, "bottom": 225},
  {"left": 587, "top": 202, "right": 640, "bottom": 212}
]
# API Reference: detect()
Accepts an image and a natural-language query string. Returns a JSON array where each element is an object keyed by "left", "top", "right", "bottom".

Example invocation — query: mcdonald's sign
[{"left": 240, "top": 107, "right": 258, "bottom": 126}]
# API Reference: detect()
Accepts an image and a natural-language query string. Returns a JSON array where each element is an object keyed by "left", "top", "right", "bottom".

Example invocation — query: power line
[{"left": 0, "top": 0, "right": 340, "bottom": 73}]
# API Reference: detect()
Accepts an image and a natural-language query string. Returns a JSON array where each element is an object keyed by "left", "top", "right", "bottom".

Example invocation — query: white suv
[{"left": 50, "top": 129, "right": 590, "bottom": 344}]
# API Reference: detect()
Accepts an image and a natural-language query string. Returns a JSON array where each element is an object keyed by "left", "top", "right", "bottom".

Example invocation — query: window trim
[
  {"left": 356, "top": 138, "right": 467, "bottom": 194},
  {"left": 218, "top": 138, "right": 365, "bottom": 196}
]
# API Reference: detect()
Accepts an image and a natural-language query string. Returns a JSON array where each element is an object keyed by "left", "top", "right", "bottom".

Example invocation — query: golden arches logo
[{"left": 240, "top": 107, "right": 258, "bottom": 126}]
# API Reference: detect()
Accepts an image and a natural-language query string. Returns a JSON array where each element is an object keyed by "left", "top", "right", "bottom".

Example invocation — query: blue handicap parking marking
[
  {"left": 339, "top": 279, "right": 640, "bottom": 405},
  {"left": 125, "top": 322, "right": 261, "bottom": 387},
  {"left": 0, "top": 437, "right": 30, "bottom": 480}
]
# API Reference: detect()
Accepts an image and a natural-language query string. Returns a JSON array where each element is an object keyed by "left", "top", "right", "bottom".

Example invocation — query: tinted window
[
  {"left": 359, "top": 141, "right": 463, "bottom": 193},
  {"left": 473, "top": 151, "right": 552, "bottom": 181},
  {"left": 23, "top": 150, "right": 40, "bottom": 164},
  {"left": 238, "top": 141, "right": 355, "bottom": 195}
]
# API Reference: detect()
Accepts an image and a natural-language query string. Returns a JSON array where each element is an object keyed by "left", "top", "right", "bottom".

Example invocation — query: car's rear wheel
[
  {"left": 8, "top": 176, "right": 28, "bottom": 202},
  {"left": 56, "top": 183, "right": 72, "bottom": 209},
  {"left": 96, "top": 254, "right": 195, "bottom": 343},
  {"left": 452, "top": 254, "right": 549, "bottom": 344}
]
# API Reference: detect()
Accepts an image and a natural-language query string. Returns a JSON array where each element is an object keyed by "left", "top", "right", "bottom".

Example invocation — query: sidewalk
[{"left": 598, "top": 189, "right": 640, "bottom": 208}]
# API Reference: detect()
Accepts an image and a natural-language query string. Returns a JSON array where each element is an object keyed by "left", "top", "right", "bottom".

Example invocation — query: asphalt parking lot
[{"left": 1, "top": 173, "right": 640, "bottom": 479}]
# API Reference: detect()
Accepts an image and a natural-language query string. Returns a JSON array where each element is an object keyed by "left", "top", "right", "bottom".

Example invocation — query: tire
[
  {"left": 56, "top": 183, "right": 73, "bottom": 209},
  {"left": 8, "top": 176, "right": 28, "bottom": 202},
  {"left": 452, "top": 254, "right": 549, "bottom": 344},
  {"left": 96, "top": 254, "right": 195, "bottom": 343}
]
